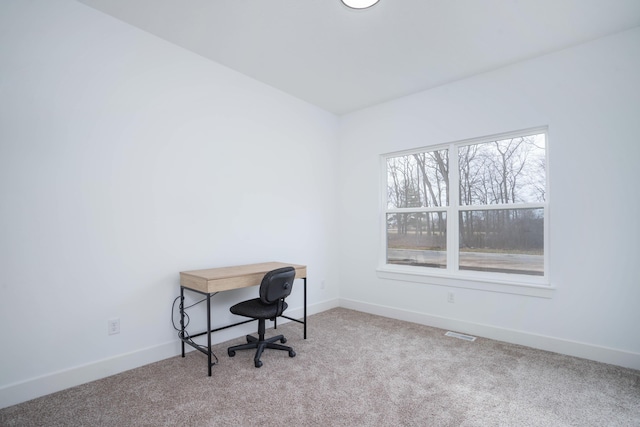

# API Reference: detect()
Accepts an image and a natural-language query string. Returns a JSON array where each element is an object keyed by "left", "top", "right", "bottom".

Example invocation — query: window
[{"left": 381, "top": 128, "right": 549, "bottom": 294}]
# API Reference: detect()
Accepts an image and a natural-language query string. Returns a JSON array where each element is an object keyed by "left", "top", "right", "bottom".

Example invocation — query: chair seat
[{"left": 230, "top": 298, "right": 288, "bottom": 319}]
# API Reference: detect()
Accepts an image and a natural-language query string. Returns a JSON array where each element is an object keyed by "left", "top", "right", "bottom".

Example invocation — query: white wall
[
  {"left": 2, "top": 0, "right": 638, "bottom": 411},
  {"left": 337, "top": 28, "right": 640, "bottom": 369},
  {"left": 0, "top": 0, "right": 339, "bottom": 407}
]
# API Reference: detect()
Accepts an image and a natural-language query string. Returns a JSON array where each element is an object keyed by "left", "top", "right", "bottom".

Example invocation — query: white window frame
[{"left": 377, "top": 127, "right": 553, "bottom": 298}]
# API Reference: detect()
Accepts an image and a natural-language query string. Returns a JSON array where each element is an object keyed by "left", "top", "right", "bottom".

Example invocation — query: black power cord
[{"left": 172, "top": 294, "right": 219, "bottom": 365}]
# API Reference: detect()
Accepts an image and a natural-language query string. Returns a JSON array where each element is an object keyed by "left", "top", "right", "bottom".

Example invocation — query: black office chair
[{"left": 227, "top": 266, "right": 296, "bottom": 368}]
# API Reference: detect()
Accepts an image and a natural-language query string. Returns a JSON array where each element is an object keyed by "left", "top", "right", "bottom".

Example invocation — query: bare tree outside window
[
  {"left": 458, "top": 135, "right": 545, "bottom": 275},
  {"left": 386, "top": 148, "right": 449, "bottom": 268},
  {"left": 385, "top": 131, "right": 547, "bottom": 277}
]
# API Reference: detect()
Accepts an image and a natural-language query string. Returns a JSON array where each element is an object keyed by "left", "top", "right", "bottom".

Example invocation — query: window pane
[
  {"left": 387, "top": 212, "right": 447, "bottom": 268},
  {"left": 459, "top": 208, "right": 543, "bottom": 276},
  {"left": 387, "top": 149, "right": 449, "bottom": 209},
  {"left": 459, "top": 134, "right": 546, "bottom": 206}
]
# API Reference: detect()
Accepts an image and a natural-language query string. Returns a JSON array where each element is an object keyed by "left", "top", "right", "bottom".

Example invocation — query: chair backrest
[{"left": 259, "top": 266, "right": 296, "bottom": 305}]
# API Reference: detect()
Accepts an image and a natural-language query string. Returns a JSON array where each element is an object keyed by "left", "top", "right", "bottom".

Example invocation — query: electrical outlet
[
  {"left": 321, "top": 280, "right": 326, "bottom": 290},
  {"left": 108, "top": 318, "right": 120, "bottom": 335},
  {"left": 447, "top": 292, "right": 455, "bottom": 304}
]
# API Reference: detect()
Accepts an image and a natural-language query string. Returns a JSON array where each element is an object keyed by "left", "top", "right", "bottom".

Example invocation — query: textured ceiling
[{"left": 77, "top": 0, "right": 640, "bottom": 115}]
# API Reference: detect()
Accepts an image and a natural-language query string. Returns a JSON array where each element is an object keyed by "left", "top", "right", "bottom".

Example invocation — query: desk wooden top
[{"left": 180, "top": 261, "right": 307, "bottom": 294}]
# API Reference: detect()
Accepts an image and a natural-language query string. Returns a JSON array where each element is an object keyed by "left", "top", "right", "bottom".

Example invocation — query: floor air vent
[{"left": 445, "top": 331, "right": 477, "bottom": 342}]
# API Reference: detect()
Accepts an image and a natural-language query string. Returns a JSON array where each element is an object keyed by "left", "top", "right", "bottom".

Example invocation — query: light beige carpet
[{"left": 1, "top": 308, "right": 639, "bottom": 426}]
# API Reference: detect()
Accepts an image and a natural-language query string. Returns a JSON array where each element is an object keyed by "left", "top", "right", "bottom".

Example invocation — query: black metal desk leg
[
  {"left": 180, "top": 287, "right": 185, "bottom": 357},
  {"left": 207, "top": 293, "right": 212, "bottom": 376},
  {"left": 304, "top": 277, "right": 307, "bottom": 339}
]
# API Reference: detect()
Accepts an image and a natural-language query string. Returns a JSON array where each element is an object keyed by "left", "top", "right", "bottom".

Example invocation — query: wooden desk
[{"left": 179, "top": 262, "right": 307, "bottom": 376}]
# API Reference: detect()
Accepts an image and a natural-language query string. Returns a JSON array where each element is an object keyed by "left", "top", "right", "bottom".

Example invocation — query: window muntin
[{"left": 383, "top": 129, "right": 548, "bottom": 284}]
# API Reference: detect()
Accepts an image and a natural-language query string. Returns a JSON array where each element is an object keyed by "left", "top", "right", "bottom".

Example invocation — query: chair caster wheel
[
  {"left": 228, "top": 350, "right": 235, "bottom": 357},
  {"left": 289, "top": 350, "right": 296, "bottom": 358},
  {"left": 280, "top": 337, "right": 287, "bottom": 344},
  {"left": 255, "top": 360, "right": 263, "bottom": 368}
]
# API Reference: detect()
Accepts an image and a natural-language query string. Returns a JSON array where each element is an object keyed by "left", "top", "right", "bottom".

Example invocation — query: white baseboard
[
  {"left": 339, "top": 298, "right": 640, "bottom": 371},
  {"left": 286, "top": 297, "right": 340, "bottom": 321},
  {"left": 14, "top": 295, "right": 636, "bottom": 410},
  {"left": 0, "top": 298, "right": 339, "bottom": 410},
  {"left": 0, "top": 340, "right": 180, "bottom": 410}
]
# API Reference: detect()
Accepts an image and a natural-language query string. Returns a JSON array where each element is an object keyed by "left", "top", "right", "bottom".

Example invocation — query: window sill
[{"left": 376, "top": 264, "right": 555, "bottom": 298}]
